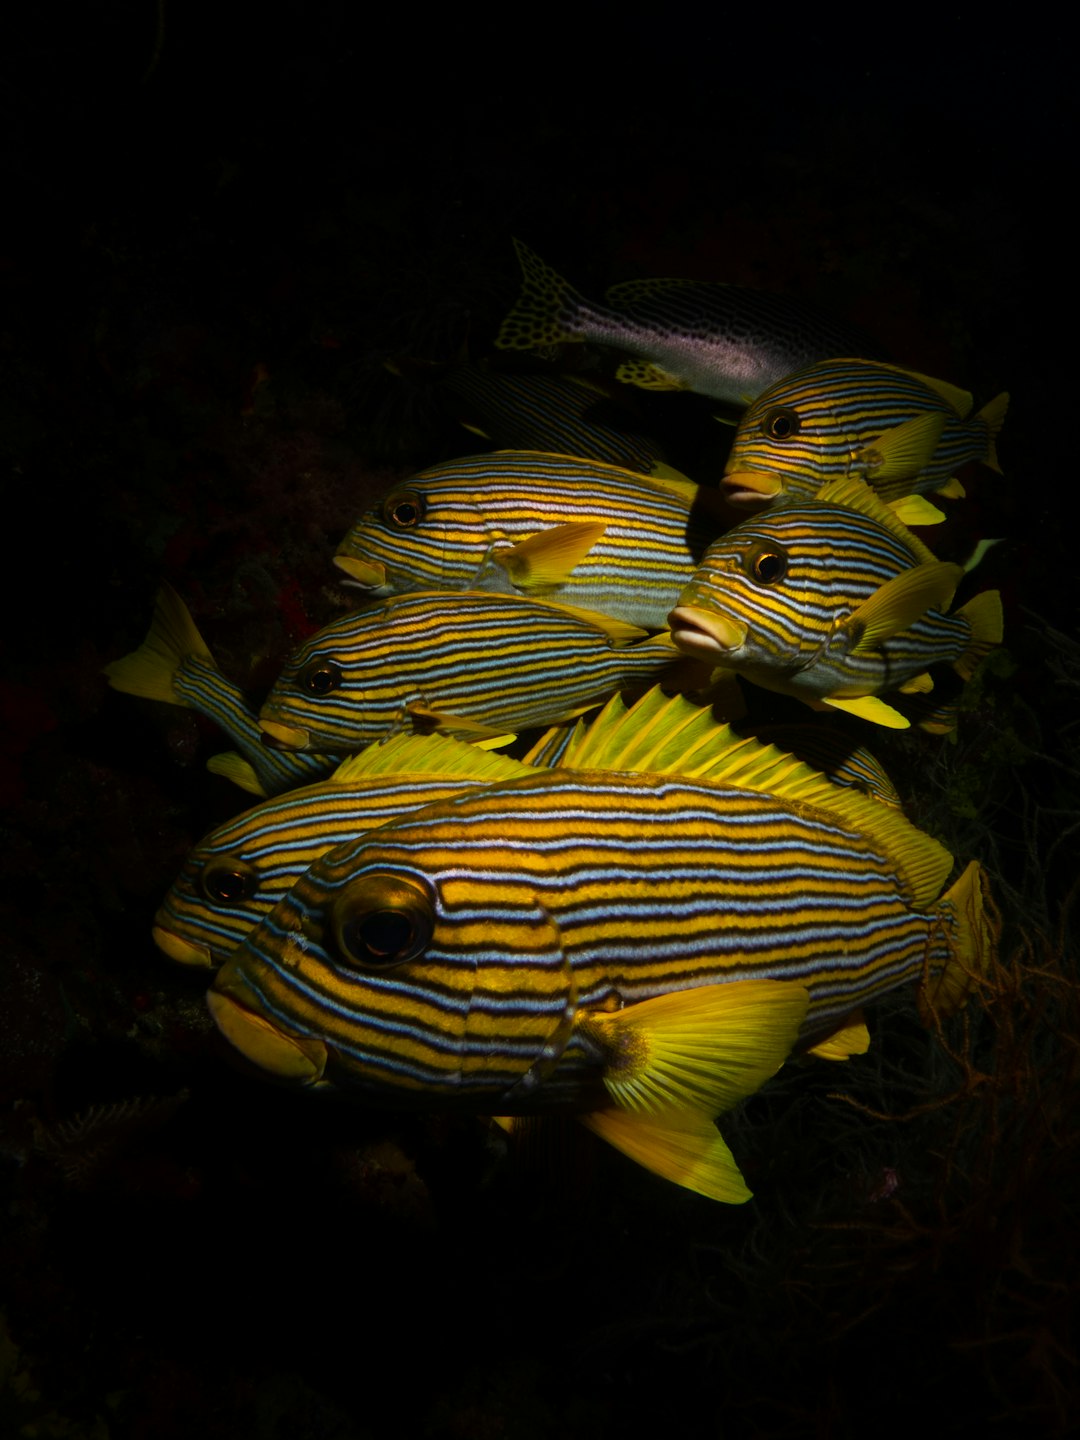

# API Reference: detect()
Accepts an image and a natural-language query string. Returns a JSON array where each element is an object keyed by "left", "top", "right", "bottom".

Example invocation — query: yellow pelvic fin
[
  {"left": 493, "top": 521, "right": 607, "bottom": 591},
  {"left": 918, "top": 860, "right": 1002, "bottom": 1024},
  {"left": 404, "top": 703, "right": 516, "bottom": 746},
  {"left": 615, "top": 358, "right": 689, "bottom": 391},
  {"left": 898, "top": 671, "right": 934, "bottom": 695},
  {"left": 330, "top": 732, "right": 535, "bottom": 783},
  {"left": 976, "top": 392, "right": 1009, "bottom": 472},
  {"left": 582, "top": 979, "right": 808, "bottom": 1120},
  {"left": 205, "top": 752, "right": 268, "bottom": 796},
  {"left": 103, "top": 581, "right": 217, "bottom": 705},
  {"left": 823, "top": 693, "right": 912, "bottom": 729},
  {"left": 581, "top": 1105, "right": 751, "bottom": 1203},
  {"left": 858, "top": 412, "right": 947, "bottom": 484},
  {"left": 951, "top": 590, "right": 1004, "bottom": 681},
  {"left": 846, "top": 561, "right": 964, "bottom": 652},
  {"left": 888, "top": 494, "right": 946, "bottom": 527},
  {"left": 805, "top": 1011, "right": 870, "bottom": 1061},
  {"left": 937, "top": 475, "right": 966, "bottom": 498},
  {"left": 495, "top": 239, "right": 586, "bottom": 352}
]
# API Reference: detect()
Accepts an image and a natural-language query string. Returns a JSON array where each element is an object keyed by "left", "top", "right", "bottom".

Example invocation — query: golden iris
[
  {"left": 382, "top": 491, "right": 425, "bottom": 529},
  {"left": 742, "top": 540, "right": 789, "bottom": 585},
  {"left": 298, "top": 658, "right": 343, "bottom": 695},
  {"left": 760, "top": 406, "right": 800, "bottom": 441},
  {"left": 333, "top": 874, "right": 435, "bottom": 968},
  {"left": 200, "top": 857, "right": 259, "bottom": 904}
]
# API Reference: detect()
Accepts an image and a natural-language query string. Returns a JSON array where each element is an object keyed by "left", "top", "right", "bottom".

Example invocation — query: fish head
[
  {"left": 258, "top": 610, "right": 388, "bottom": 754},
  {"left": 206, "top": 813, "right": 578, "bottom": 1106},
  {"left": 722, "top": 360, "right": 876, "bottom": 505},
  {"left": 155, "top": 834, "right": 266, "bottom": 971},
  {"left": 334, "top": 476, "right": 485, "bottom": 593}
]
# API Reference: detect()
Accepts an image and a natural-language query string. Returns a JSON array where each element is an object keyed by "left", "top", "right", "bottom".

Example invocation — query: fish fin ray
[{"left": 581, "top": 1106, "right": 752, "bottom": 1203}]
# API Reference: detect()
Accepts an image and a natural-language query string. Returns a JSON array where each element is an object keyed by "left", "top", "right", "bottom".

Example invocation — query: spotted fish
[
  {"left": 721, "top": 358, "right": 1009, "bottom": 516},
  {"left": 103, "top": 583, "right": 337, "bottom": 796},
  {"left": 495, "top": 240, "right": 882, "bottom": 407},
  {"left": 208, "top": 754, "right": 998, "bottom": 1203},
  {"left": 333, "top": 451, "right": 734, "bottom": 629},
  {"left": 257, "top": 590, "right": 697, "bottom": 754},
  {"left": 669, "top": 478, "right": 1003, "bottom": 728}
]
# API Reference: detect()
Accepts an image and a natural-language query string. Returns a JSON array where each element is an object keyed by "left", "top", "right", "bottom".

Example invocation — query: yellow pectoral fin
[
  {"left": 581, "top": 1106, "right": 752, "bottom": 1203},
  {"left": 493, "top": 521, "right": 608, "bottom": 590},
  {"left": 858, "top": 412, "right": 947, "bottom": 483},
  {"left": 847, "top": 561, "right": 964, "bottom": 651},
  {"left": 405, "top": 703, "right": 516, "bottom": 746},
  {"left": 822, "top": 694, "right": 911, "bottom": 728},
  {"left": 205, "top": 752, "right": 268, "bottom": 796},
  {"left": 805, "top": 1011, "right": 870, "bottom": 1061},
  {"left": 584, "top": 978, "right": 808, "bottom": 1120},
  {"left": 888, "top": 494, "right": 946, "bottom": 526}
]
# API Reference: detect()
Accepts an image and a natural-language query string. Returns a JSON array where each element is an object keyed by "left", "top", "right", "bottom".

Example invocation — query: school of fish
[{"left": 106, "top": 237, "right": 1009, "bottom": 1203}]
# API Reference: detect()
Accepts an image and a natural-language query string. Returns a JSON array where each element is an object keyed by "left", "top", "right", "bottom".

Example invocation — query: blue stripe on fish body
[
  {"left": 334, "top": 450, "right": 730, "bottom": 629},
  {"left": 257, "top": 591, "right": 682, "bottom": 753}
]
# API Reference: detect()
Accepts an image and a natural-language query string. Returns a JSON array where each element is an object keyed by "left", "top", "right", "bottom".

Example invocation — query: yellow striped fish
[
  {"left": 669, "top": 479, "right": 1003, "bottom": 728},
  {"left": 257, "top": 591, "right": 695, "bottom": 754},
  {"left": 333, "top": 451, "right": 733, "bottom": 629},
  {"left": 496, "top": 241, "right": 882, "bottom": 406},
  {"left": 721, "top": 358, "right": 1009, "bottom": 514},
  {"left": 208, "top": 747, "right": 998, "bottom": 1204},
  {"left": 154, "top": 734, "right": 538, "bottom": 970},
  {"left": 103, "top": 583, "right": 338, "bottom": 796}
]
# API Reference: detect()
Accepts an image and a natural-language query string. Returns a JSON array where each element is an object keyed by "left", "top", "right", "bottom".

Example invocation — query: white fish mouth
[
  {"left": 333, "top": 554, "right": 388, "bottom": 589},
  {"left": 721, "top": 469, "right": 784, "bottom": 506},
  {"left": 668, "top": 605, "right": 748, "bottom": 659}
]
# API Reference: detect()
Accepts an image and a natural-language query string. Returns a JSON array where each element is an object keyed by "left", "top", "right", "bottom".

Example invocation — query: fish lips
[
  {"left": 152, "top": 923, "right": 214, "bottom": 970},
  {"left": 668, "top": 605, "right": 748, "bottom": 660},
  {"left": 207, "top": 979, "right": 328, "bottom": 1084},
  {"left": 720, "top": 469, "right": 784, "bottom": 507},
  {"left": 333, "top": 553, "right": 389, "bottom": 590},
  {"left": 260, "top": 719, "right": 314, "bottom": 751}
]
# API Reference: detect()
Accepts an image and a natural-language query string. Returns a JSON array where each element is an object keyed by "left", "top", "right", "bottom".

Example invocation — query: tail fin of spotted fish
[
  {"left": 496, "top": 240, "right": 588, "bottom": 352},
  {"left": 919, "top": 860, "right": 1002, "bottom": 1022},
  {"left": 103, "top": 581, "right": 215, "bottom": 703}
]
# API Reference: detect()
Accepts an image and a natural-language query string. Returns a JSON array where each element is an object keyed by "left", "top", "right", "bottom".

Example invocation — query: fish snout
[
  {"left": 668, "top": 605, "right": 749, "bottom": 660},
  {"left": 152, "top": 924, "right": 214, "bottom": 969},
  {"left": 260, "top": 719, "right": 312, "bottom": 751},
  {"left": 720, "top": 469, "right": 784, "bottom": 507},
  {"left": 208, "top": 973, "right": 328, "bottom": 1082},
  {"left": 334, "top": 554, "right": 388, "bottom": 589}
]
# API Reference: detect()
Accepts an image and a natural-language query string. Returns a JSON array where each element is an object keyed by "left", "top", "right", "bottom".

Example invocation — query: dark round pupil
[
  {"left": 303, "top": 663, "right": 340, "bottom": 695},
  {"left": 392, "top": 502, "right": 418, "bottom": 526},
  {"left": 754, "top": 552, "right": 785, "bottom": 583},
  {"left": 770, "top": 415, "right": 792, "bottom": 437},
  {"left": 206, "top": 869, "right": 252, "bottom": 902},
  {"left": 355, "top": 909, "right": 414, "bottom": 958}
]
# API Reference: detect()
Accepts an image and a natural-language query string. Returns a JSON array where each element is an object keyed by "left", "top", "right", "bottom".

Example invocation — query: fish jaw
[
  {"left": 668, "top": 606, "right": 748, "bottom": 662},
  {"left": 720, "top": 469, "right": 785, "bottom": 506},
  {"left": 153, "top": 924, "right": 213, "bottom": 969},
  {"left": 207, "top": 974, "right": 328, "bottom": 1083},
  {"left": 260, "top": 719, "right": 313, "bottom": 751},
  {"left": 333, "top": 554, "right": 388, "bottom": 589}
]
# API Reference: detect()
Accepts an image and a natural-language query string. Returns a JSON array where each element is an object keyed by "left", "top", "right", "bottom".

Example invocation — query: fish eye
[
  {"left": 382, "top": 491, "right": 425, "bottom": 529},
  {"left": 298, "top": 658, "right": 343, "bottom": 695},
  {"left": 333, "top": 874, "right": 435, "bottom": 968},
  {"left": 743, "top": 541, "right": 789, "bottom": 585},
  {"left": 761, "top": 406, "right": 801, "bottom": 441},
  {"left": 200, "top": 858, "right": 259, "bottom": 905}
]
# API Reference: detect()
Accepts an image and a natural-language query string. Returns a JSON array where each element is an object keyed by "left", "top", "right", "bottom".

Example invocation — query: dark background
[{"left": 2, "top": 6, "right": 1075, "bottom": 1437}]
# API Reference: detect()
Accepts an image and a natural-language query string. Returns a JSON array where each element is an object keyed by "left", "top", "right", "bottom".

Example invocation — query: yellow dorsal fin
[
  {"left": 846, "top": 561, "right": 964, "bottom": 651},
  {"left": 857, "top": 412, "right": 947, "bottom": 482},
  {"left": 330, "top": 732, "right": 535, "bottom": 783},
  {"left": 583, "top": 980, "right": 808, "bottom": 1119},
  {"left": 581, "top": 1105, "right": 752, "bottom": 1203},
  {"left": 640, "top": 464, "right": 700, "bottom": 499},
  {"left": 559, "top": 685, "right": 951, "bottom": 906},
  {"left": 976, "top": 392, "right": 1009, "bottom": 472},
  {"left": 103, "top": 582, "right": 217, "bottom": 704},
  {"left": 888, "top": 494, "right": 946, "bottom": 526},
  {"left": 861, "top": 361, "right": 973, "bottom": 416},
  {"left": 805, "top": 1011, "right": 871, "bottom": 1060},
  {"left": 205, "top": 752, "right": 268, "bottom": 796},
  {"left": 823, "top": 693, "right": 912, "bottom": 729},
  {"left": 813, "top": 478, "right": 940, "bottom": 565},
  {"left": 492, "top": 521, "right": 607, "bottom": 590}
]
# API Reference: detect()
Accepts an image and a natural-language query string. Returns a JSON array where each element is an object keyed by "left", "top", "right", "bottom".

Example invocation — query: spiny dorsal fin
[
  {"left": 330, "top": 733, "right": 535, "bottom": 783},
  {"left": 812, "top": 478, "right": 940, "bottom": 565}
]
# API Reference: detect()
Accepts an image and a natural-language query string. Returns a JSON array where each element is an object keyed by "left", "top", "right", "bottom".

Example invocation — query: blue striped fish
[
  {"left": 721, "top": 358, "right": 1009, "bottom": 512},
  {"left": 436, "top": 363, "right": 671, "bottom": 476},
  {"left": 257, "top": 590, "right": 695, "bottom": 754},
  {"left": 496, "top": 240, "right": 882, "bottom": 407},
  {"left": 154, "top": 734, "right": 537, "bottom": 970},
  {"left": 207, "top": 759, "right": 997, "bottom": 1203},
  {"left": 103, "top": 583, "right": 337, "bottom": 796},
  {"left": 333, "top": 451, "right": 734, "bottom": 629},
  {"left": 669, "top": 479, "right": 1003, "bottom": 728}
]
